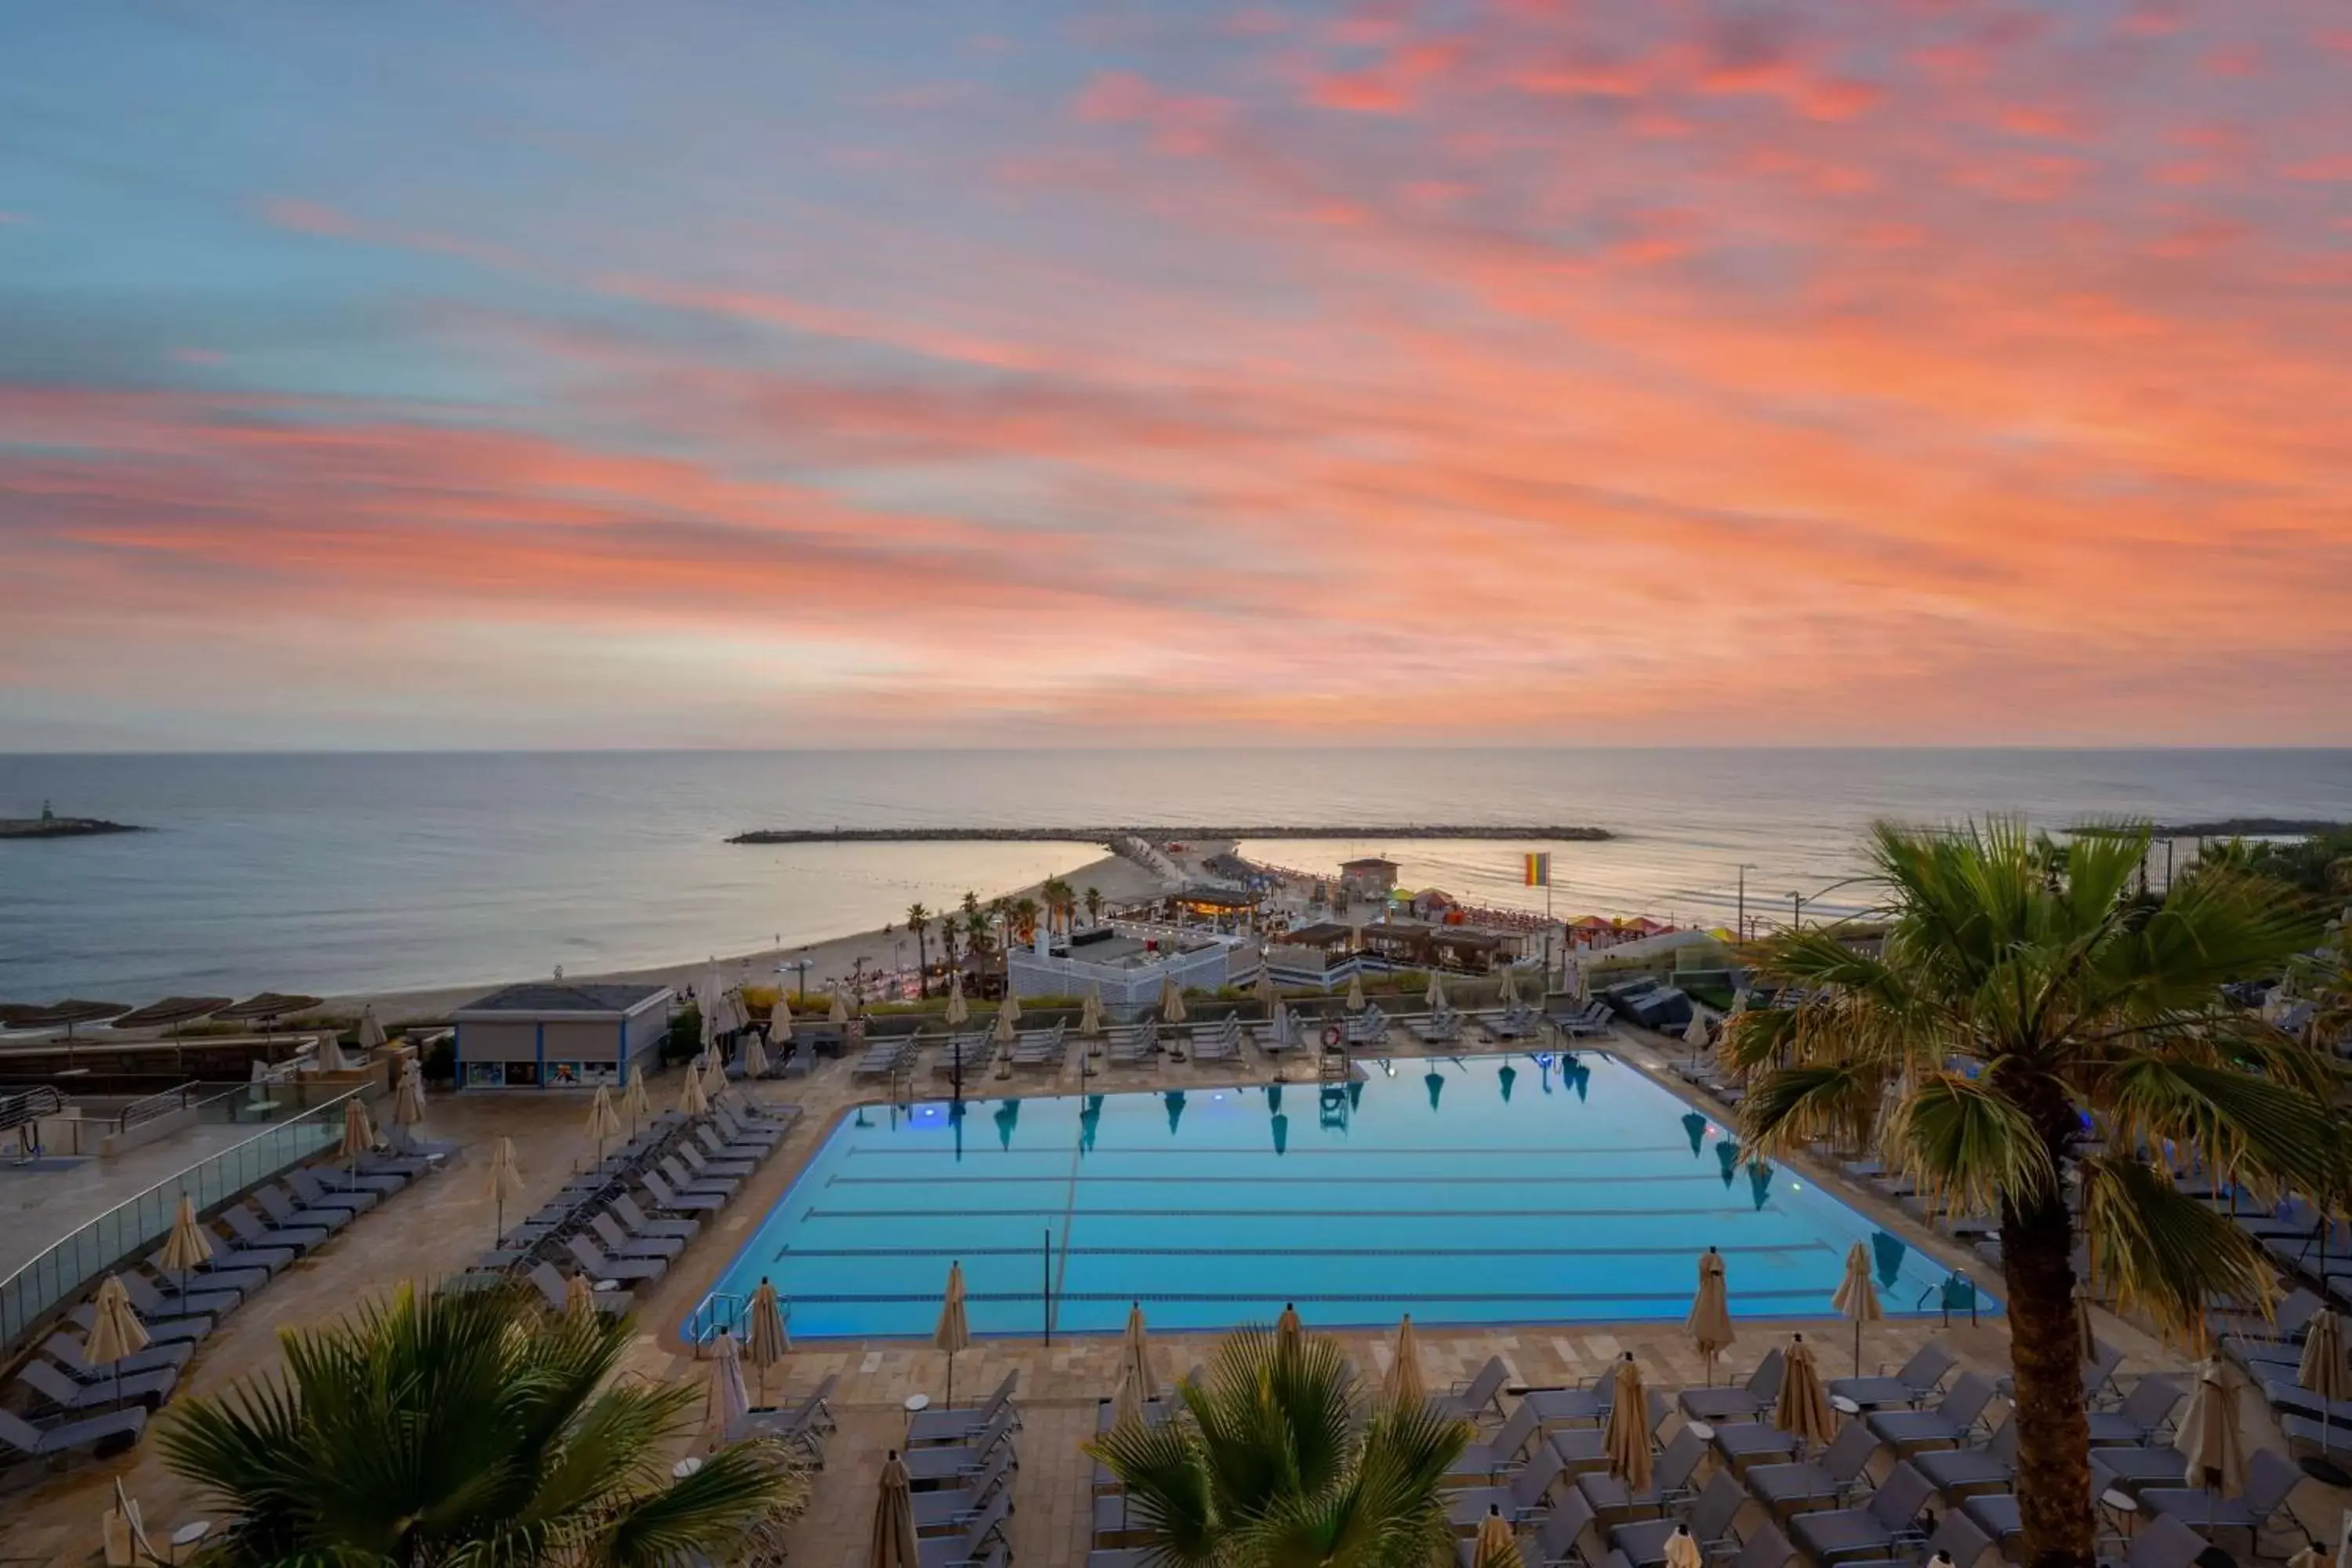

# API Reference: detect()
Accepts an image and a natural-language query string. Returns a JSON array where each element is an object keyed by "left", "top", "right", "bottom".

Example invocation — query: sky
[{"left": 2, "top": 1, "right": 2349, "bottom": 750}]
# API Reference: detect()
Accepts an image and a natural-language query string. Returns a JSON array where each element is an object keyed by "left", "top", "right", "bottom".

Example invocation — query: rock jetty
[
  {"left": 0, "top": 815, "right": 144, "bottom": 840},
  {"left": 728, "top": 824, "right": 1611, "bottom": 845}
]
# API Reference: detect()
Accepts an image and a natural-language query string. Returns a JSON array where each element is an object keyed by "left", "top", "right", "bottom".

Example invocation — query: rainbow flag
[{"left": 1523, "top": 851, "right": 1551, "bottom": 887}]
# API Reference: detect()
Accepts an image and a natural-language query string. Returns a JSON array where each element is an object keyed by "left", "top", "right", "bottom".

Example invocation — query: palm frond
[
  {"left": 2078, "top": 1154, "right": 2278, "bottom": 1348},
  {"left": 2096, "top": 1055, "right": 2350, "bottom": 1204},
  {"left": 1735, "top": 1063, "right": 1886, "bottom": 1163},
  {"left": 1886, "top": 1072, "right": 2056, "bottom": 1218},
  {"left": 593, "top": 1439, "right": 800, "bottom": 1568},
  {"left": 1085, "top": 1417, "right": 1220, "bottom": 1566}
]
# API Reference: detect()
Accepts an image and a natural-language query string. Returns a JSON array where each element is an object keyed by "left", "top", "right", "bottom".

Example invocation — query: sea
[{"left": 2, "top": 749, "right": 2346, "bottom": 1003}]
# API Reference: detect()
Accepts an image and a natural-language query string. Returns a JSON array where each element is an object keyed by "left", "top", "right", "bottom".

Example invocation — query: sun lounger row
[
  {"left": 1189, "top": 1015, "right": 1242, "bottom": 1062},
  {"left": 1478, "top": 1006, "right": 1543, "bottom": 1042},
  {"left": 1410, "top": 1009, "right": 1465, "bottom": 1045},
  {"left": 857, "top": 1033, "right": 918, "bottom": 1078},
  {"left": 731, "top": 1372, "right": 840, "bottom": 1466},
  {"left": 6, "top": 1123, "right": 450, "bottom": 1473},
  {"left": 905, "top": 1373, "right": 1022, "bottom": 1568},
  {"left": 1344, "top": 1006, "right": 1389, "bottom": 1048},
  {"left": 1551, "top": 1000, "right": 1613, "bottom": 1037},
  {"left": 934, "top": 1034, "right": 994, "bottom": 1078},
  {"left": 1011, "top": 1021, "right": 1069, "bottom": 1069}
]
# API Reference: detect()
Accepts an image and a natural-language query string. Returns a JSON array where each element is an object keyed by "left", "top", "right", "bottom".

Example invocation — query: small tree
[{"left": 906, "top": 902, "right": 932, "bottom": 996}]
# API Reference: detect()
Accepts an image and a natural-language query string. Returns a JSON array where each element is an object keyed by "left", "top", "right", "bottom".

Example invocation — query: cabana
[{"left": 450, "top": 982, "right": 673, "bottom": 1090}]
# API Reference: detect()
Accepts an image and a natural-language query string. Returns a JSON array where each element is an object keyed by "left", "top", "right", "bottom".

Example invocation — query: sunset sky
[{"left": 4, "top": 2, "right": 2349, "bottom": 750}]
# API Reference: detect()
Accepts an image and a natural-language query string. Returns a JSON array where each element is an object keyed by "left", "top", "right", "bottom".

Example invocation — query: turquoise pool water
[{"left": 698, "top": 1053, "right": 1985, "bottom": 1339}]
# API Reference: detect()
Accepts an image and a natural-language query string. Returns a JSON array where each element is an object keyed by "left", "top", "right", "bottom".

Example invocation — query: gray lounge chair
[
  {"left": 590, "top": 1211, "right": 684, "bottom": 1261},
  {"left": 1864, "top": 1371, "right": 1994, "bottom": 1454},
  {"left": 1446, "top": 1445, "right": 1563, "bottom": 1526},
  {"left": 71, "top": 1299, "right": 209, "bottom": 1346},
  {"left": 2085, "top": 1375, "right": 2183, "bottom": 1445},
  {"left": 674, "top": 1142, "right": 754, "bottom": 1182},
  {"left": 1453, "top": 1401, "right": 1544, "bottom": 1478},
  {"left": 1827, "top": 1343, "right": 1954, "bottom": 1411},
  {"left": 659, "top": 1154, "right": 739, "bottom": 1199},
  {"left": 2138, "top": 1448, "right": 2301, "bottom": 1545},
  {"left": 1704, "top": 1415, "right": 1802, "bottom": 1471},
  {"left": 900, "top": 1406, "right": 1018, "bottom": 1483},
  {"left": 1836, "top": 1510, "right": 1990, "bottom": 1568},
  {"left": 254, "top": 1183, "right": 354, "bottom": 1232},
  {"left": 1911, "top": 1414, "right": 2016, "bottom": 1499},
  {"left": 299, "top": 1160, "right": 405, "bottom": 1197},
  {"left": 1679, "top": 1348, "right": 1785, "bottom": 1425},
  {"left": 0, "top": 1403, "right": 146, "bottom": 1461},
  {"left": 1462, "top": 1491, "right": 1595, "bottom": 1568},
  {"left": 1744, "top": 1420, "right": 1875, "bottom": 1515},
  {"left": 1577, "top": 1427, "right": 1704, "bottom": 1518},
  {"left": 1612, "top": 1470, "right": 1744, "bottom": 1568},
  {"left": 282, "top": 1168, "right": 379, "bottom": 1213},
  {"left": 916, "top": 1486, "right": 1010, "bottom": 1568},
  {"left": 914, "top": 1441, "right": 1014, "bottom": 1530},
  {"left": 1432, "top": 1356, "right": 1512, "bottom": 1423},
  {"left": 641, "top": 1169, "right": 728, "bottom": 1214},
  {"left": 222, "top": 1201, "right": 329, "bottom": 1254},
  {"left": 1551, "top": 1391, "right": 1668, "bottom": 1479},
  {"left": 19, "top": 1356, "right": 177, "bottom": 1413},
  {"left": 526, "top": 1261, "right": 629, "bottom": 1316},
  {"left": 566, "top": 1235, "right": 666, "bottom": 1284},
  {"left": 144, "top": 1248, "right": 274, "bottom": 1296},
  {"left": 1787, "top": 1462, "right": 1933, "bottom": 1563},
  {"left": 119, "top": 1269, "right": 238, "bottom": 1323},
  {"left": 908, "top": 1370, "right": 1019, "bottom": 1446},
  {"left": 45, "top": 1332, "right": 193, "bottom": 1380},
  {"left": 614, "top": 1191, "right": 699, "bottom": 1240}
]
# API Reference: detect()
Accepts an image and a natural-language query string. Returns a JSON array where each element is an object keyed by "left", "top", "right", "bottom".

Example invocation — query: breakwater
[
  {"left": 728, "top": 824, "right": 1612, "bottom": 845},
  {"left": 0, "top": 816, "right": 143, "bottom": 840}
]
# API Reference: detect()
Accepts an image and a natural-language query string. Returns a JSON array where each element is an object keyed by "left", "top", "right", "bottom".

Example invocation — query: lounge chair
[
  {"left": 526, "top": 1261, "right": 630, "bottom": 1316},
  {"left": 1410, "top": 1011, "right": 1463, "bottom": 1046},
  {"left": 1864, "top": 1371, "right": 1994, "bottom": 1455},
  {"left": 2085, "top": 1375, "right": 2183, "bottom": 1445},
  {"left": 641, "top": 1170, "right": 728, "bottom": 1214},
  {"left": 221, "top": 1201, "right": 329, "bottom": 1255},
  {"left": 2112, "top": 1517, "right": 2218, "bottom": 1568},
  {"left": 1453, "top": 1402, "right": 1545, "bottom": 1479},
  {"left": 1678, "top": 1348, "right": 1785, "bottom": 1425},
  {"left": 1258, "top": 1014, "right": 1300, "bottom": 1055},
  {"left": 1827, "top": 1343, "right": 1954, "bottom": 1411},
  {"left": 44, "top": 1332, "right": 194, "bottom": 1381},
  {"left": 1836, "top": 1510, "right": 1990, "bottom": 1568},
  {"left": 119, "top": 1269, "right": 239, "bottom": 1323},
  {"left": 1785, "top": 1461, "right": 1933, "bottom": 1563},
  {"left": 909, "top": 1370, "right": 1020, "bottom": 1446},
  {"left": 2137, "top": 1447, "right": 2302, "bottom": 1545},
  {"left": 712, "top": 1102, "right": 783, "bottom": 1148},
  {"left": 18, "top": 1356, "right": 177, "bottom": 1413},
  {"left": 697, "top": 1124, "right": 768, "bottom": 1167},
  {"left": 1744, "top": 1419, "right": 1875, "bottom": 1516},
  {"left": 143, "top": 1247, "right": 274, "bottom": 1296},
  {"left": 590, "top": 1211, "right": 684, "bottom": 1261},
  {"left": 1911, "top": 1414, "right": 2016, "bottom": 1500},
  {"left": 900, "top": 1406, "right": 1018, "bottom": 1483},
  {"left": 253, "top": 1183, "right": 354, "bottom": 1232},
  {"left": 384, "top": 1122, "right": 465, "bottom": 1163},
  {"left": 1432, "top": 1356, "right": 1512, "bottom": 1423},
  {"left": 1550, "top": 1391, "right": 1668, "bottom": 1479},
  {"left": 916, "top": 1486, "right": 1011, "bottom": 1568},
  {"left": 1704, "top": 1414, "right": 1803, "bottom": 1472},
  {"left": 934, "top": 1035, "right": 993, "bottom": 1079},
  {"left": 1461, "top": 1492, "right": 1596, "bottom": 1568},
  {"left": 739, "top": 1373, "right": 840, "bottom": 1464},
  {"left": 299, "top": 1160, "right": 405, "bottom": 1197},
  {"left": 1445, "top": 1445, "right": 1563, "bottom": 1526},
  {"left": 1192, "top": 1017, "right": 1241, "bottom": 1063},
  {"left": 2092, "top": 1443, "right": 2199, "bottom": 1494},
  {"left": 1523, "top": 1370, "right": 1613, "bottom": 1427},
  {"left": 71, "top": 1299, "right": 209, "bottom": 1347},
  {"left": 281, "top": 1168, "right": 379, "bottom": 1214},
  {"left": 1612, "top": 1469, "right": 1744, "bottom": 1568},
  {"left": 913, "top": 1440, "right": 1014, "bottom": 1530},
  {"left": 0, "top": 1403, "right": 146, "bottom": 1461},
  {"left": 612, "top": 1191, "right": 699, "bottom": 1241},
  {"left": 855, "top": 1036, "right": 910, "bottom": 1078},
  {"left": 1108, "top": 1023, "right": 1156, "bottom": 1065},
  {"left": 566, "top": 1235, "right": 666, "bottom": 1285},
  {"left": 1576, "top": 1427, "right": 1704, "bottom": 1518},
  {"left": 674, "top": 1142, "right": 754, "bottom": 1182},
  {"left": 658, "top": 1155, "right": 738, "bottom": 1200}
]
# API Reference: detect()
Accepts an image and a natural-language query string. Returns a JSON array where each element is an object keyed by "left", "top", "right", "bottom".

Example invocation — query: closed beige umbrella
[
  {"left": 390, "top": 1063, "right": 426, "bottom": 1131},
  {"left": 623, "top": 1071, "right": 652, "bottom": 1135},
  {"left": 746, "top": 1276, "right": 791, "bottom": 1403},
  {"left": 339, "top": 1098, "right": 375, "bottom": 1184},
  {"left": 1566, "top": 960, "right": 1586, "bottom": 1003},
  {"left": 1685, "top": 1248, "right": 1735, "bottom": 1384},
  {"left": 1001, "top": 990, "right": 1022, "bottom": 1028},
  {"left": 1602, "top": 1352, "right": 1651, "bottom": 1494},
  {"left": 564, "top": 1270, "right": 595, "bottom": 1316},
  {"left": 870, "top": 1450, "right": 920, "bottom": 1568},
  {"left": 1774, "top": 1334, "right": 1836, "bottom": 1452},
  {"left": 993, "top": 1004, "right": 1019, "bottom": 1047},
  {"left": 1497, "top": 965, "right": 1520, "bottom": 1007},
  {"left": 1112, "top": 1357, "right": 1145, "bottom": 1429},
  {"left": 829, "top": 993, "right": 851, "bottom": 1026},
  {"left": 1385, "top": 1314, "right": 1426, "bottom": 1405},
  {"left": 82, "top": 1276, "right": 149, "bottom": 1408},
  {"left": 1080, "top": 986, "right": 1103, "bottom": 1036},
  {"left": 946, "top": 975, "right": 970, "bottom": 1029},
  {"left": 1159, "top": 975, "right": 1186, "bottom": 1025},
  {"left": 739, "top": 1030, "right": 769, "bottom": 1080},
  {"left": 1473, "top": 1506, "right": 1517, "bottom": 1568},
  {"left": 677, "top": 1062, "right": 710, "bottom": 1117},
  {"left": 485, "top": 1135, "right": 524, "bottom": 1241},
  {"left": 1345, "top": 973, "right": 1367, "bottom": 1012},
  {"left": 701, "top": 1053, "right": 729, "bottom": 1104},
  {"left": 2174, "top": 1359, "right": 2247, "bottom": 1519},
  {"left": 769, "top": 996, "right": 794, "bottom": 1045},
  {"left": 103, "top": 1476, "right": 155, "bottom": 1568},
  {"left": 1664, "top": 1524, "right": 1702, "bottom": 1568},
  {"left": 1123, "top": 1301, "right": 1156, "bottom": 1404},
  {"left": 585, "top": 1085, "right": 622, "bottom": 1167},
  {"left": 1425, "top": 971, "right": 1447, "bottom": 1011},
  {"left": 1276, "top": 1301, "right": 1304, "bottom": 1355},
  {"left": 935, "top": 1261, "right": 972, "bottom": 1406},
  {"left": 2298, "top": 1308, "right": 2352, "bottom": 1458},
  {"left": 1255, "top": 970, "right": 1277, "bottom": 1011},
  {"left": 161, "top": 1193, "right": 215, "bottom": 1299},
  {"left": 1831, "top": 1242, "right": 1882, "bottom": 1375},
  {"left": 1682, "top": 1010, "right": 1710, "bottom": 1058},
  {"left": 357, "top": 1004, "right": 388, "bottom": 1054}
]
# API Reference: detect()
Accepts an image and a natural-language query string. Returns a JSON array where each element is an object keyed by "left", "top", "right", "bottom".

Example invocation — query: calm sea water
[{"left": 1, "top": 750, "right": 2344, "bottom": 1002}]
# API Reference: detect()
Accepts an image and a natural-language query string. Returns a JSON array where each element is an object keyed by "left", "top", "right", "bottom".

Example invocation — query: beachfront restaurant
[
  {"left": 1338, "top": 855, "right": 1400, "bottom": 898},
  {"left": 1356, "top": 919, "right": 1504, "bottom": 973},
  {"left": 450, "top": 982, "right": 673, "bottom": 1090}
]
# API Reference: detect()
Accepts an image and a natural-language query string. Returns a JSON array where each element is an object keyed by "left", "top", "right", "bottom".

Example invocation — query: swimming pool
[{"left": 699, "top": 1053, "right": 1987, "bottom": 1339}]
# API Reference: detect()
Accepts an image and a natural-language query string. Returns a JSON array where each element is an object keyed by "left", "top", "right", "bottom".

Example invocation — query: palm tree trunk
[{"left": 1998, "top": 1183, "right": 2096, "bottom": 1568}]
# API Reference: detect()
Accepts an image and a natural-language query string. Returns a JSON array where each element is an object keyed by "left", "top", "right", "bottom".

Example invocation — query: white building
[{"left": 1005, "top": 924, "right": 1243, "bottom": 1011}]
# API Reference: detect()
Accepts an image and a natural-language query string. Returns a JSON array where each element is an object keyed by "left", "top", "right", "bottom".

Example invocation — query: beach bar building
[
  {"left": 1005, "top": 926, "right": 1240, "bottom": 1011},
  {"left": 450, "top": 982, "right": 673, "bottom": 1090},
  {"left": 1338, "top": 856, "right": 1400, "bottom": 899}
]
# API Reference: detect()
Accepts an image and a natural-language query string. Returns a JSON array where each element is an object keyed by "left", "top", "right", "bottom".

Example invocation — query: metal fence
[{"left": 0, "top": 1084, "right": 366, "bottom": 1352}]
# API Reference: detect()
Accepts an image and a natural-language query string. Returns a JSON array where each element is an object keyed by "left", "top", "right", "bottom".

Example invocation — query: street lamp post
[{"left": 1735, "top": 863, "right": 1757, "bottom": 937}]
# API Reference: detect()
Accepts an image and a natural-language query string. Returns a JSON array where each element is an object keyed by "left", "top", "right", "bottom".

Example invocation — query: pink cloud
[{"left": 260, "top": 198, "right": 358, "bottom": 237}]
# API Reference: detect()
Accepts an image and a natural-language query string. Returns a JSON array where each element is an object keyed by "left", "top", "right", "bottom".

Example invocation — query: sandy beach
[{"left": 335, "top": 844, "right": 1187, "bottom": 1021}]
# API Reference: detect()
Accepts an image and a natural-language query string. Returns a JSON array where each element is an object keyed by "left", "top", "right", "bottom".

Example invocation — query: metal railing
[
  {"left": 114, "top": 1080, "right": 203, "bottom": 1132},
  {"left": 0, "top": 1083, "right": 368, "bottom": 1353}
]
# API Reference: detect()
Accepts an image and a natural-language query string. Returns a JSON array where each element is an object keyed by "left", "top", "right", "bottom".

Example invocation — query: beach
[{"left": 333, "top": 844, "right": 1184, "bottom": 1020}]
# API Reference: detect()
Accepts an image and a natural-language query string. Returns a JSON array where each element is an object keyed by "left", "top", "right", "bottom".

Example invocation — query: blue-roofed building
[{"left": 450, "top": 982, "right": 672, "bottom": 1090}]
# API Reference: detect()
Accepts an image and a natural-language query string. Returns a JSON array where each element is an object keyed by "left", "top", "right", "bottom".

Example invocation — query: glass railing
[{"left": 0, "top": 1083, "right": 368, "bottom": 1352}]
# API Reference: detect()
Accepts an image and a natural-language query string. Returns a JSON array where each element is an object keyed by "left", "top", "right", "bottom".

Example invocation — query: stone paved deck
[{"left": 0, "top": 1026, "right": 2323, "bottom": 1566}]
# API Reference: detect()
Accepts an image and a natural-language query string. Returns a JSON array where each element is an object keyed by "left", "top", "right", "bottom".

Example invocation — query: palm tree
[
  {"left": 907, "top": 902, "right": 932, "bottom": 997},
  {"left": 965, "top": 908, "right": 991, "bottom": 961},
  {"left": 1085, "top": 885, "right": 1104, "bottom": 927},
  {"left": 159, "top": 1279, "right": 798, "bottom": 1566},
  {"left": 1013, "top": 896, "right": 1043, "bottom": 945},
  {"left": 1086, "top": 1325, "right": 1472, "bottom": 1568},
  {"left": 1038, "top": 877, "right": 1071, "bottom": 934},
  {"left": 938, "top": 920, "right": 961, "bottom": 980},
  {"left": 1726, "top": 819, "right": 2339, "bottom": 1568},
  {"left": 960, "top": 889, "right": 982, "bottom": 922}
]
